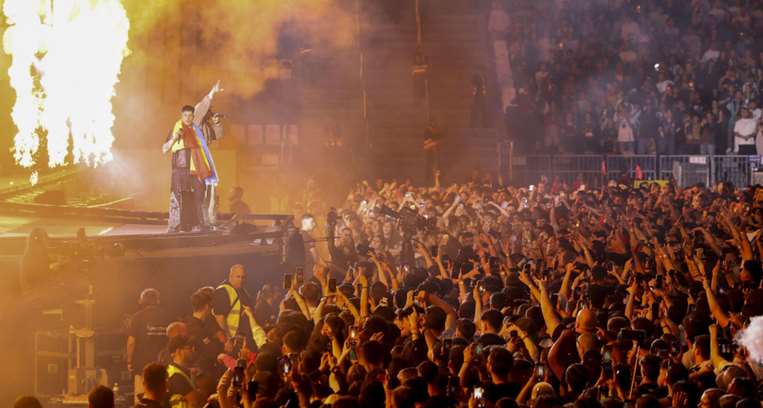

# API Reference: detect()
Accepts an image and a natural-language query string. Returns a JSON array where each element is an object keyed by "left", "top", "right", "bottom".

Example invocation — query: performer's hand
[{"left": 209, "top": 80, "right": 224, "bottom": 98}]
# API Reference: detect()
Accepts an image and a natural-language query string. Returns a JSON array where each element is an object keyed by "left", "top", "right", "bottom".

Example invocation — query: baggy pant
[
  {"left": 202, "top": 184, "right": 217, "bottom": 226},
  {"left": 168, "top": 179, "right": 205, "bottom": 232}
]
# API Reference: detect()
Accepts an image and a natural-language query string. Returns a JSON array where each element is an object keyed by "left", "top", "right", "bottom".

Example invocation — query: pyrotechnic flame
[{"left": 3, "top": 0, "right": 130, "bottom": 170}]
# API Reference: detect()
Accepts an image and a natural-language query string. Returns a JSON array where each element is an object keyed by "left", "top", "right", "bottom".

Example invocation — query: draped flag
[{"left": 171, "top": 120, "right": 219, "bottom": 185}]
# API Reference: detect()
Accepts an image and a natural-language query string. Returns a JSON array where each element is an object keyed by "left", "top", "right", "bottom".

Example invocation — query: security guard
[
  {"left": 212, "top": 264, "right": 266, "bottom": 349},
  {"left": 166, "top": 336, "right": 199, "bottom": 408}
]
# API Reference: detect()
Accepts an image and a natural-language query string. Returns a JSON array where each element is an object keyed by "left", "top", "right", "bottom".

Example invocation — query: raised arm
[
  {"left": 702, "top": 277, "right": 731, "bottom": 328},
  {"left": 559, "top": 262, "right": 575, "bottom": 302},
  {"left": 624, "top": 278, "right": 638, "bottom": 321},
  {"left": 415, "top": 242, "right": 434, "bottom": 269},
  {"left": 472, "top": 286, "right": 482, "bottom": 327},
  {"left": 502, "top": 321, "right": 539, "bottom": 362},
  {"left": 487, "top": 201, "right": 511, "bottom": 217},
  {"left": 535, "top": 278, "right": 562, "bottom": 337},
  {"left": 288, "top": 286, "right": 311, "bottom": 320},
  {"left": 369, "top": 253, "right": 389, "bottom": 288},
  {"left": 423, "top": 291, "right": 458, "bottom": 333},
  {"left": 441, "top": 195, "right": 462, "bottom": 220},
  {"left": 193, "top": 80, "right": 223, "bottom": 127},
  {"left": 359, "top": 273, "right": 369, "bottom": 319},
  {"left": 336, "top": 291, "right": 360, "bottom": 322},
  {"left": 243, "top": 307, "right": 268, "bottom": 347}
]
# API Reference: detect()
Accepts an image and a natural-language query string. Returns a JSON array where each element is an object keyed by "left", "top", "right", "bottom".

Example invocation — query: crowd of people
[
  {"left": 491, "top": 0, "right": 763, "bottom": 156},
  {"left": 10, "top": 2, "right": 763, "bottom": 408},
  {"left": 16, "top": 170, "right": 763, "bottom": 408}
]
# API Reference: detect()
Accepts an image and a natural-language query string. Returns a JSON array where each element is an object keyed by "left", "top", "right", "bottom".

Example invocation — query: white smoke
[{"left": 736, "top": 316, "right": 763, "bottom": 364}]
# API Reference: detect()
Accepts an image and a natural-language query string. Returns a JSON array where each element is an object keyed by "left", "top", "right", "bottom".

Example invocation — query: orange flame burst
[{"left": 3, "top": 0, "right": 130, "bottom": 171}]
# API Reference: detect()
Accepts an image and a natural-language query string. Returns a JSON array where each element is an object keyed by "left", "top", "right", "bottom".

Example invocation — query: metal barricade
[
  {"left": 552, "top": 155, "right": 604, "bottom": 187},
  {"left": 606, "top": 155, "right": 657, "bottom": 181},
  {"left": 511, "top": 155, "right": 651, "bottom": 187},
  {"left": 511, "top": 155, "right": 553, "bottom": 186},
  {"left": 712, "top": 155, "right": 759, "bottom": 187},
  {"left": 658, "top": 155, "right": 710, "bottom": 187},
  {"left": 508, "top": 154, "right": 758, "bottom": 187}
]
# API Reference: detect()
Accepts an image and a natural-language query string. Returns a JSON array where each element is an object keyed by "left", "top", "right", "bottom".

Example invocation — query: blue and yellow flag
[{"left": 171, "top": 120, "right": 219, "bottom": 185}]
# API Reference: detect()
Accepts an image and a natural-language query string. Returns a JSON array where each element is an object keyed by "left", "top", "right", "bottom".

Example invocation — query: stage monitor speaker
[
  {"left": 35, "top": 331, "right": 68, "bottom": 396},
  {"left": 67, "top": 367, "right": 108, "bottom": 396}
]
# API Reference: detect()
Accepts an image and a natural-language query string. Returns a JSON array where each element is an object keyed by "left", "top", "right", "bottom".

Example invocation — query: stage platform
[
  {"left": 0, "top": 213, "right": 166, "bottom": 237},
  {"left": 0, "top": 180, "right": 294, "bottom": 257},
  {"left": 0, "top": 165, "right": 296, "bottom": 304},
  {"left": 0, "top": 173, "right": 297, "bottom": 407}
]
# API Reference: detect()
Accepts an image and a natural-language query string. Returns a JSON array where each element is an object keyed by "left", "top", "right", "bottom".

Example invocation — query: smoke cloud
[
  {"left": 101, "top": 0, "right": 359, "bottom": 209},
  {"left": 120, "top": 0, "right": 354, "bottom": 102},
  {"left": 736, "top": 315, "right": 763, "bottom": 364}
]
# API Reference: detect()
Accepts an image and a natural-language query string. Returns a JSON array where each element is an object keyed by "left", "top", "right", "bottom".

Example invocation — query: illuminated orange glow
[{"left": 3, "top": 0, "right": 130, "bottom": 172}]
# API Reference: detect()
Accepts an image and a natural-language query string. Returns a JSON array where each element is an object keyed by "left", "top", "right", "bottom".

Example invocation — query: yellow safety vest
[
  {"left": 166, "top": 364, "right": 192, "bottom": 408},
  {"left": 217, "top": 283, "right": 267, "bottom": 348}
]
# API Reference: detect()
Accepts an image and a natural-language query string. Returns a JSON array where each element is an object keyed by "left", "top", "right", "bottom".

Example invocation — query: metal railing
[{"left": 508, "top": 154, "right": 762, "bottom": 188}]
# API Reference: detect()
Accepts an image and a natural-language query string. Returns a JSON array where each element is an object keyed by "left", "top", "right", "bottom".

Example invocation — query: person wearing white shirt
[
  {"left": 656, "top": 72, "right": 674, "bottom": 94},
  {"left": 734, "top": 108, "right": 757, "bottom": 154},
  {"left": 701, "top": 43, "right": 721, "bottom": 63},
  {"left": 617, "top": 109, "right": 635, "bottom": 155}
]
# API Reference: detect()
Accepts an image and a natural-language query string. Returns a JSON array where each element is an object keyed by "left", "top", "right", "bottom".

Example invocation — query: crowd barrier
[{"left": 508, "top": 154, "right": 763, "bottom": 188}]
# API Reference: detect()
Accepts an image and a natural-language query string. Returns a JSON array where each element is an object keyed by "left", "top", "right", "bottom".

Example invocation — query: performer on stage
[
  {"left": 199, "top": 104, "right": 225, "bottom": 227},
  {"left": 162, "top": 81, "right": 223, "bottom": 233}
]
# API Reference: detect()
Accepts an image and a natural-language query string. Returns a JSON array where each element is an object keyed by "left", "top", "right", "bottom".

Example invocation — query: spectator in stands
[
  {"left": 657, "top": 108, "right": 678, "bottom": 155},
  {"left": 734, "top": 107, "right": 757, "bottom": 154},
  {"left": 616, "top": 104, "right": 636, "bottom": 155},
  {"left": 497, "top": 0, "right": 763, "bottom": 157}
]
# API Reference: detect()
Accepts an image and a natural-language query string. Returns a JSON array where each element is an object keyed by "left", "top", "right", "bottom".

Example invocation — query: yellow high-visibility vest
[
  {"left": 217, "top": 283, "right": 241, "bottom": 338},
  {"left": 166, "top": 363, "right": 192, "bottom": 408},
  {"left": 217, "top": 283, "right": 267, "bottom": 348}
]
